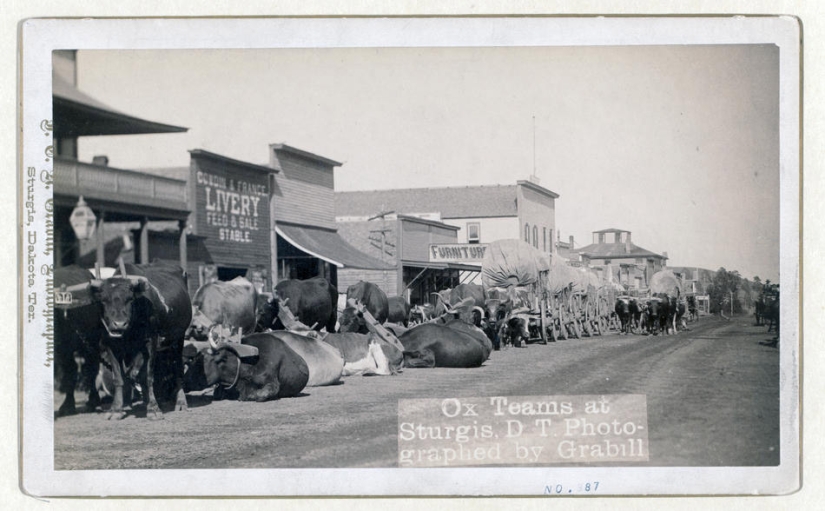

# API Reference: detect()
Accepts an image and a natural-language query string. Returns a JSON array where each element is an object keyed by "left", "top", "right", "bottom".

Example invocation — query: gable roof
[
  {"left": 336, "top": 185, "right": 519, "bottom": 219},
  {"left": 575, "top": 241, "right": 666, "bottom": 260}
]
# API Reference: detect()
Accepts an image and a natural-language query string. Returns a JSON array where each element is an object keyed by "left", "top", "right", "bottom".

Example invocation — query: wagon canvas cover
[
  {"left": 649, "top": 269, "right": 684, "bottom": 296},
  {"left": 481, "top": 239, "right": 549, "bottom": 289}
]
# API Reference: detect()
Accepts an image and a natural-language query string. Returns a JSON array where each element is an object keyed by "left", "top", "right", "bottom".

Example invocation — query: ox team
[{"left": 55, "top": 265, "right": 699, "bottom": 420}]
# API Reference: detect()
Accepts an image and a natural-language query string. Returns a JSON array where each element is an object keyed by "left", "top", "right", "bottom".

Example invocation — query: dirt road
[{"left": 53, "top": 315, "right": 779, "bottom": 469}]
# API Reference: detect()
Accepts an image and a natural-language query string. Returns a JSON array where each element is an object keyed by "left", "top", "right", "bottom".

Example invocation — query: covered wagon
[{"left": 481, "top": 239, "right": 550, "bottom": 346}]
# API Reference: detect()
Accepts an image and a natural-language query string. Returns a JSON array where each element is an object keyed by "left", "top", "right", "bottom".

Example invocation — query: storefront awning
[
  {"left": 401, "top": 260, "right": 482, "bottom": 272},
  {"left": 277, "top": 224, "right": 394, "bottom": 270},
  {"left": 53, "top": 75, "right": 188, "bottom": 137}
]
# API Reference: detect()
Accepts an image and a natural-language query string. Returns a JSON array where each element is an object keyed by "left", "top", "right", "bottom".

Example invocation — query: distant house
[{"left": 573, "top": 228, "right": 668, "bottom": 289}]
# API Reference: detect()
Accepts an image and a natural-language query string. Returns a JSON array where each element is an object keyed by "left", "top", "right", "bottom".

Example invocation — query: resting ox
[
  {"left": 202, "top": 333, "right": 309, "bottom": 401},
  {"left": 399, "top": 323, "right": 490, "bottom": 368},
  {"left": 323, "top": 332, "right": 403, "bottom": 376},
  {"left": 263, "top": 277, "right": 339, "bottom": 332},
  {"left": 91, "top": 262, "right": 192, "bottom": 419},
  {"left": 271, "top": 331, "right": 345, "bottom": 386},
  {"left": 54, "top": 265, "right": 104, "bottom": 417},
  {"left": 187, "top": 277, "right": 258, "bottom": 340}
]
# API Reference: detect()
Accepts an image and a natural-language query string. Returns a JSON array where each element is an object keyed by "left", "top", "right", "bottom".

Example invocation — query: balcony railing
[{"left": 54, "top": 156, "right": 188, "bottom": 212}]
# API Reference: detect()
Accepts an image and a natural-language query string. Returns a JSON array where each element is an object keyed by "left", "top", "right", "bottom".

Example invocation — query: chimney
[
  {"left": 92, "top": 155, "right": 109, "bottom": 166},
  {"left": 625, "top": 231, "right": 632, "bottom": 254}
]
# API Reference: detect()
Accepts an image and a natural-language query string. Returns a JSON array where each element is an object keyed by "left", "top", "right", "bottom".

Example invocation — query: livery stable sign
[
  {"left": 192, "top": 160, "right": 271, "bottom": 267},
  {"left": 429, "top": 243, "right": 489, "bottom": 263}
]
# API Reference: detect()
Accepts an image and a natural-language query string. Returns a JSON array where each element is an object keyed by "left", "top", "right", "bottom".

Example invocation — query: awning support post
[{"left": 139, "top": 217, "right": 149, "bottom": 264}]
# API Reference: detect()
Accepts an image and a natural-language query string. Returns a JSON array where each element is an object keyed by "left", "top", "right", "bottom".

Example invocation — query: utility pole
[{"left": 368, "top": 204, "right": 396, "bottom": 263}]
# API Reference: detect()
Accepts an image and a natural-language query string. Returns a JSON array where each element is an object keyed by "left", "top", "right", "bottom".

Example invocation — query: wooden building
[
  {"left": 335, "top": 178, "right": 559, "bottom": 303},
  {"left": 52, "top": 50, "right": 191, "bottom": 273}
]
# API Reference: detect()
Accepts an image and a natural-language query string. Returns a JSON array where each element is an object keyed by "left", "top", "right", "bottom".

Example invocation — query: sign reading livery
[
  {"left": 190, "top": 150, "right": 272, "bottom": 269},
  {"left": 429, "top": 243, "right": 489, "bottom": 263}
]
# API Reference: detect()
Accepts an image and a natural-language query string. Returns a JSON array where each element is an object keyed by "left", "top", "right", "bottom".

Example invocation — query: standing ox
[
  {"left": 387, "top": 296, "right": 411, "bottom": 327},
  {"left": 91, "top": 262, "right": 192, "bottom": 420},
  {"left": 54, "top": 265, "right": 104, "bottom": 417},
  {"left": 339, "top": 281, "right": 389, "bottom": 334},
  {"left": 187, "top": 277, "right": 258, "bottom": 340},
  {"left": 202, "top": 333, "right": 309, "bottom": 402},
  {"left": 263, "top": 277, "right": 339, "bottom": 332},
  {"left": 644, "top": 297, "right": 666, "bottom": 335},
  {"left": 614, "top": 296, "right": 640, "bottom": 335},
  {"left": 347, "top": 281, "right": 389, "bottom": 323}
]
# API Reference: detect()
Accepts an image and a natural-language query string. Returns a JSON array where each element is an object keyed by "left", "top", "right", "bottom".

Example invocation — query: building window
[
  {"left": 467, "top": 222, "right": 480, "bottom": 244},
  {"left": 543, "top": 227, "right": 547, "bottom": 252},
  {"left": 524, "top": 223, "right": 530, "bottom": 243},
  {"left": 533, "top": 226, "right": 538, "bottom": 248}
]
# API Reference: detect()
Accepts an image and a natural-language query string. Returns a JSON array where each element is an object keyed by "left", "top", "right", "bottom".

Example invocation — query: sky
[{"left": 73, "top": 45, "right": 780, "bottom": 281}]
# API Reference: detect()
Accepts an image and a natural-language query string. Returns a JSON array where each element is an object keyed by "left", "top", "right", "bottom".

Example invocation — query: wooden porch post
[
  {"left": 95, "top": 210, "right": 105, "bottom": 268},
  {"left": 178, "top": 219, "right": 188, "bottom": 269},
  {"left": 139, "top": 217, "right": 149, "bottom": 264}
]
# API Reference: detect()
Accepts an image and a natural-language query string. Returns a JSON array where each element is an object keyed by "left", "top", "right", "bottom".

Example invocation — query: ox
[
  {"left": 614, "top": 296, "right": 640, "bottom": 335},
  {"left": 398, "top": 323, "right": 489, "bottom": 368},
  {"left": 345, "top": 281, "right": 389, "bottom": 325},
  {"left": 202, "top": 333, "right": 309, "bottom": 402},
  {"left": 54, "top": 265, "right": 104, "bottom": 417},
  {"left": 387, "top": 296, "right": 411, "bottom": 327},
  {"left": 271, "top": 331, "right": 345, "bottom": 386},
  {"left": 187, "top": 277, "right": 258, "bottom": 340},
  {"left": 90, "top": 262, "right": 192, "bottom": 419},
  {"left": 442, "top": 319, "right": 493, "bottom": 361},
  {"left": 644, "top": 296, "right": 672, "bottom": 336},
  {"left": 323, "top": 332, "right": 403, "bottom": 376},
  {"left": 264, "top": 277, "right": 338, "bottom": 332},
  {"left": 496, "top": 309, "right": 533, "bottom": 349}
]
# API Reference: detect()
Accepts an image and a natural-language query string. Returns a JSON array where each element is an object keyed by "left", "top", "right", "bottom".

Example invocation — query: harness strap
[{"left": 223, "top": 359, "right": 242, "bottom": 390}]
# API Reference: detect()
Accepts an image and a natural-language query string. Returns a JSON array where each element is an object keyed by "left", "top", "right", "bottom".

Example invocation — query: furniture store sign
[{"left": 429, "top": 243, "right": 489, "bottom": 263}]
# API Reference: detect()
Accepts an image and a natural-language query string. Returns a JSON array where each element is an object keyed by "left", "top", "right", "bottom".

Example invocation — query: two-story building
[
  {"left": 572, "top": 228, "right": 668, "bottom": 290},
  {"left": 335, "top": 178, "right": 559, "bottom": 303}
]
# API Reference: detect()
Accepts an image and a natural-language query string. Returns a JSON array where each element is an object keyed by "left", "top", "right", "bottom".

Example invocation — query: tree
[{"left": 709, "top": 267, "right": 743, "bottom": 315}]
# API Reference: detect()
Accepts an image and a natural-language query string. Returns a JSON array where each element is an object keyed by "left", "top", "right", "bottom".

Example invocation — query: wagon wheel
[
  {"left": 581, "top": 317, "right": 592, "bottom": 337},
  {"left": 539, "top": 299, "right": 549, "bottom": 344}
]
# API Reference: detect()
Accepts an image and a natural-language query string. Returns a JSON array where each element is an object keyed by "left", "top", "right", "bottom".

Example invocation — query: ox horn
[{"left": 207, "top": 325, "right": 219, "bottom": 351}]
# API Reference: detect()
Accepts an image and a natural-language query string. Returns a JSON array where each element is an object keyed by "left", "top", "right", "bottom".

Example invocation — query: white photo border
[{"left": 19, "top": 16, "right": 800, "bottom": 497}]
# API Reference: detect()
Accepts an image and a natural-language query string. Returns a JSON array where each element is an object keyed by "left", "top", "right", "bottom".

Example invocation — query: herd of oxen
[
  {"left": 54, "top": 260, "right": 743, "bottom": 421},
  {"left": 54, "top": 262, "right": 507, "bottom": 420}
]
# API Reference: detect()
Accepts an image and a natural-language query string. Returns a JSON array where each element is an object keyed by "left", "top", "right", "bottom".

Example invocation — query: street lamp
[{"left": 69, "top": 196, "right": 96, "bottom": 240}]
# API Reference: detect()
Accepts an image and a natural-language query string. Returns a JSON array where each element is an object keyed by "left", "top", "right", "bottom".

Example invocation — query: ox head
[
  {"left": 409, "top": 304, "right": 434, "bottom": 325},
  {"left": 201, "top": 334, "right": 259, "bottom": 388},
  {"left": 402, "top": 349, "right": 436, "bottom": 368},
  {"left": 484, "top": 299, "right": 510, "bottom": 325},
  {"left": 338, "top": 306, "right": 367, "bottom": 333},
  {"left": 186, "top": 305, "right": 215, "bottom": 340},
  {"left": 646, "top": 297, "right": 661, "bottom": 318},
  {"left": 90, "top": 276, "right": 148, "bottom": 338},
  {"left": 615, "top": 297, "right": 631, "bottom": 315}
]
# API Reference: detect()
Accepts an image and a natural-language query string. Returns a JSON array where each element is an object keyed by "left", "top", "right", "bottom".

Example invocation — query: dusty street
[{"left": 53, "top": 315, "right": 779, "bottom": 469}]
